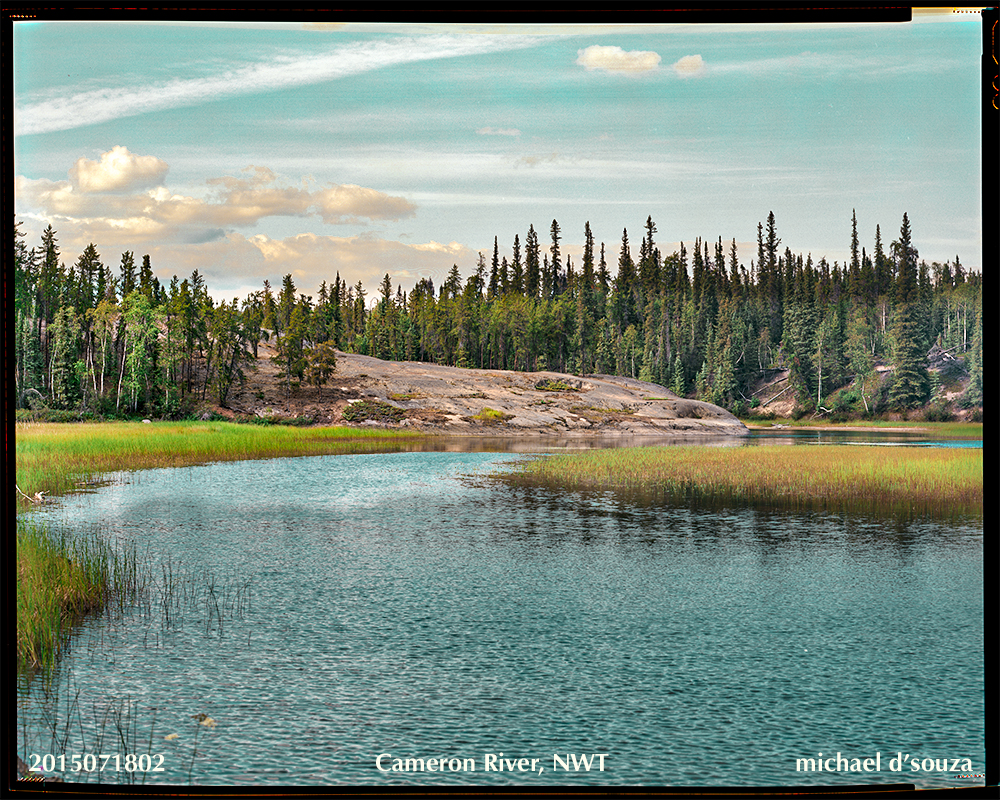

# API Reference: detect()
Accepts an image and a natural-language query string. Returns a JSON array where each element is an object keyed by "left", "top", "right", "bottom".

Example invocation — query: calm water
[{"left": 18, "top": 443, "right": 984, "bottom": 788}]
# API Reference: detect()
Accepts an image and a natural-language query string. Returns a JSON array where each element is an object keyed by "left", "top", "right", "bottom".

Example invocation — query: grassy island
[{"left": 501, "top": 444, "right": 983, "bottom": 519}]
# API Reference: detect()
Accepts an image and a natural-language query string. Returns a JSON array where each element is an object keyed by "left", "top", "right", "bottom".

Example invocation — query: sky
[{"left": 12, "top": 11, "right": 985, "bottom": 304}]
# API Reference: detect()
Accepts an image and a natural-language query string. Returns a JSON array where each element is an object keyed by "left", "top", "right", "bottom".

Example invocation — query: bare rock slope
[{"left": 228, "top": 347, "right": 747, "bottom": 437}]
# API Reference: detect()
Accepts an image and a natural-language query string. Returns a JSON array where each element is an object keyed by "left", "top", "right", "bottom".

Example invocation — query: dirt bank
[{"left": 222, "top": 345, "right": 749, "bottom": 438}]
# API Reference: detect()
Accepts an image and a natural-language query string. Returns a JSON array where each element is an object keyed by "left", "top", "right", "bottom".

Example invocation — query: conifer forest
[{"left": 13, "top": 210, "right": 983, "bottom": 420}]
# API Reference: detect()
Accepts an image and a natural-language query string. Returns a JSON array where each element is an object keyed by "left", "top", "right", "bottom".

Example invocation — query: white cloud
[
  {"left": 241, "top": 232, "right": 475, "bottom": 293},
  {"left": 15, "top": 34, "right": 547, "bottom": 136},
  {"left": 576, "top": 45, "right": 661, "bottom": 73},
  {"left": 477, "top": 126, "right": 521, "bottom": 136},
  {"left": 410, "top": 240, "right": 468, "bottom": 255},
  {"left": 69, "top": 146, "right": 169, "bottom": 193},
  {"left": 315, "top": 184, "right": 416, "bottom": 223},
  {"left": 16, "top": 161, "right": 416, "bottom": 234},
  {"left": 672, "top": 54, "right": 705, "bottom": 77}
]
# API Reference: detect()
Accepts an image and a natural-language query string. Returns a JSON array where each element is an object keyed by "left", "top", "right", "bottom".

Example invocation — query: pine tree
[
  {"left": 48, "top": 305, "right": 81, "bottom": 408},
  {"left": 510, "top": 234, "right": 524, "bottom": 295},
  {"left": 961, "top": 284, "right": 983, "bottom": 407},
  {"left": 887, "top": 213, "right": 930, "bottom": 409},
  {"left": 525, "top": 224, "right": 540, "bottom": 299}
]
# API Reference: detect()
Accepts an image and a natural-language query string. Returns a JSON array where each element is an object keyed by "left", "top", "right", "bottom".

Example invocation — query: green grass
[
  {"left": 500, "top": 445, "right": 983, "bottom": 519},
  {"left": 16, "top": 519, "right": 147, "bottom": 670},
  {"left": 535, "top": 379, "right": 580, "bottom": 392},
  {"left": 16, "top": 420, "right": 419, "bottom": 504},
  {"left": 472, "top": 407, "right": 513, "bottom": 424},
  {"left": 742, "top": 419, "right": 983, "bottom": 439}
]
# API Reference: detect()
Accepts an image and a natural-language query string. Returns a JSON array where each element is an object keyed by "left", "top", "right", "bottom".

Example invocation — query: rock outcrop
[{"left": 320, "top": 352, "right": 748, "bottom": 437}]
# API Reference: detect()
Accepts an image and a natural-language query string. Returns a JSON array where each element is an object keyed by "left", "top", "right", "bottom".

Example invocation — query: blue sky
[{"left": 13, "top": 14, "right": 983, "bottom": 302}]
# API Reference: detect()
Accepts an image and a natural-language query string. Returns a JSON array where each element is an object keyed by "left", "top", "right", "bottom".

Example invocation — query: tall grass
[
  {"left": 500, "top": 445, "right": 983, "bottom": 519},
  {"left": 15, "top": 420, "right": 419, "bottom": 505},
  {"left": 16, "top": 519, "right": 149, "bottom": 670},
  {"left": 744, "top": 419, "right": 983, "bottom": 439}
]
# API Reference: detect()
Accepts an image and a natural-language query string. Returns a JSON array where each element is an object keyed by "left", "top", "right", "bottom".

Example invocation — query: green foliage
[
  {"left": 535, "top": 378, "right": 580, "bottom": 392},
  {"left": 923, "top": 399, "right": 956, "bottom": 422},
  {"left": 341, "top": 399, "right": 407, "bottom": 424},
  {"left": 472, "top": 407, "right": 513, "bottom": 424},
  {"left": 13, "top": 212, "right": 981, "bottom": 421}
]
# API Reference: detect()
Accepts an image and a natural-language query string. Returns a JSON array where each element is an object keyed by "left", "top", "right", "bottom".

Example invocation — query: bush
[
  {"left": 15, "top": 408, "right": 101, "bottom": 423},
  {"left": 791, "top": 400, "right": 815, "bottom": 420},
  {"left": 535, "top": 379, "right": 580, "bottom": 392},
  {"left": 924, "top": 400, "right": 956, "bottom": 422},
  {"left": 341, "top": 399, "right": 406, "bottom": 424}
]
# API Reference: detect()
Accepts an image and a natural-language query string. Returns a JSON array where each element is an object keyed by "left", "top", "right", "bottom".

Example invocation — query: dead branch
[{"left": 761, "top": 384, "right": 792, "bottom": 407}]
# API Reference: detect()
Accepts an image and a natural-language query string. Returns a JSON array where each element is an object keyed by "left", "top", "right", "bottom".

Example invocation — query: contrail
[{"left": 15, "top": 33, "right": 547, "bottom": 136}]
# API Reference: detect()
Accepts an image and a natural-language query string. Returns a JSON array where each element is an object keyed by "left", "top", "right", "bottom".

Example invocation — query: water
[{"left": 18, "top": 444, "right": 984, "bottom": 789}]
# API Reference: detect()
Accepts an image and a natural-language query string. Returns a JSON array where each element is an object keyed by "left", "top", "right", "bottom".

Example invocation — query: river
[{"left": 17, "top": 433, "right": 984, "bottom": 788}]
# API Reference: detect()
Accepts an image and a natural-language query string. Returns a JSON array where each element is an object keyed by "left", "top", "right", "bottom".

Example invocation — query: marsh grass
[
  {"left": 744, "top": 419, "right": 983, "bottom": 439},
  {"left": 15, "top": 420, "right": 418, "bottom": 505},
  {"left": 19, "top": 669, "right": 162, "bottom": 785},
  {"left": 156, "top": 558, "right": 253, "bottom": 635},
  {"left": 18, "top": 543, "right": 251, "bottom": 782},
  {"left": 15, "top": 421, "right": 281, "bottom": 779},
  {"left": 16, "top": 520, "right": 150, "bottom": 671},
  {"left": 501, "top": 445, "right": 982, "bottom": 519}
]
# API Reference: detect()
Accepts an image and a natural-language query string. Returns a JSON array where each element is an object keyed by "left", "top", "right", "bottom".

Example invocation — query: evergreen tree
[
  {"left": 307, "top": 340, "right": 338, "bottom": 399},
  {"left": 887, "top": 213, "right": 930, "bottom": 409},
  {"left": 510, "top": 234, "right": 524, "bottom": 295},
  {"left": 525, "top": 224, "right": 540, "bottom": 299},
  {"left": 48, "top": 305, "right": 81, "bottom": 408},
  {"left": 960, "top": 284, "right": 982, "bottom": 407}
]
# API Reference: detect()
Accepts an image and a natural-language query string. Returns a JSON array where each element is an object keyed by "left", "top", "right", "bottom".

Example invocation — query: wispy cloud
[
  {"left": 15, "top": 33, "right": 546, "bottom": 136},
  {"left": 477, "top": 127, "right": 521, "bottom": 137}
]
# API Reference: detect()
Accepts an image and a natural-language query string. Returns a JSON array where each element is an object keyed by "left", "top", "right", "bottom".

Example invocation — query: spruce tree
[{"left": 887, "top": 213, "right": 930, "bottom": 409}]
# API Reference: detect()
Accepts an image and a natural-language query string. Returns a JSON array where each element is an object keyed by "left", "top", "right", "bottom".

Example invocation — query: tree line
[{"left": 13, "top": 211, "right": 983, "bottom": 419}]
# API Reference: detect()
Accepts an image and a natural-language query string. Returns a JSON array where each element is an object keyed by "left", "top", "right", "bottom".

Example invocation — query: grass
[
  {"left": 535, "top": 379, "right": 581, "bottom": 392},
  {"left": 15, "top": 420, "right": 418, "bottom": 504},
  {"left": 500, "top": 445, "right": 983, "bottom": 519},
  {"left": 742, "top": 419, "right": 983, "bottom": 439},
  {"left": 472, "top": 407, "right": 513, "bottom": 425},
  {"left": 16, "top": 519, "right": 147, "bottom": 670}
]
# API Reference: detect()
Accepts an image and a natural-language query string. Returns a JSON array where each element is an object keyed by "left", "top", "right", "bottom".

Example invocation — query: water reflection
[{"left": 18, "top": 448, "right": 983, "bottom": 789}]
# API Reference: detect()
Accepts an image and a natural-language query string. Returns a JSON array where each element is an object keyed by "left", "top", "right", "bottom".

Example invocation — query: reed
[
  {"left": 500, "top": 445, "right": 983, "bottom": 518},
  {"left": 16, "top": 519, "right": 150, "bottom": 670},
  {"left": 744, "top": 420, "right": 983, "bottom": 439},
  {"left": 19, "top": 669, "right": 159, "bottom": 785},
  {"left": 15, "top": 420, "right": 419, "bottom": 505}
]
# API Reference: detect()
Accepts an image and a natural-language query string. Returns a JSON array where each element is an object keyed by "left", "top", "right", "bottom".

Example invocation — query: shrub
[
  {"left": 472, "top": 407, "right": 512, "bottom": 425},
  {"left": 924, "top": 400, "right": 956, "bottom": 422},
  {"left": 341, "top": 399, "right": 406, "bottom": 424},
  {"left": 535, "top": 379, "right": 580, "bottom": 392}
]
